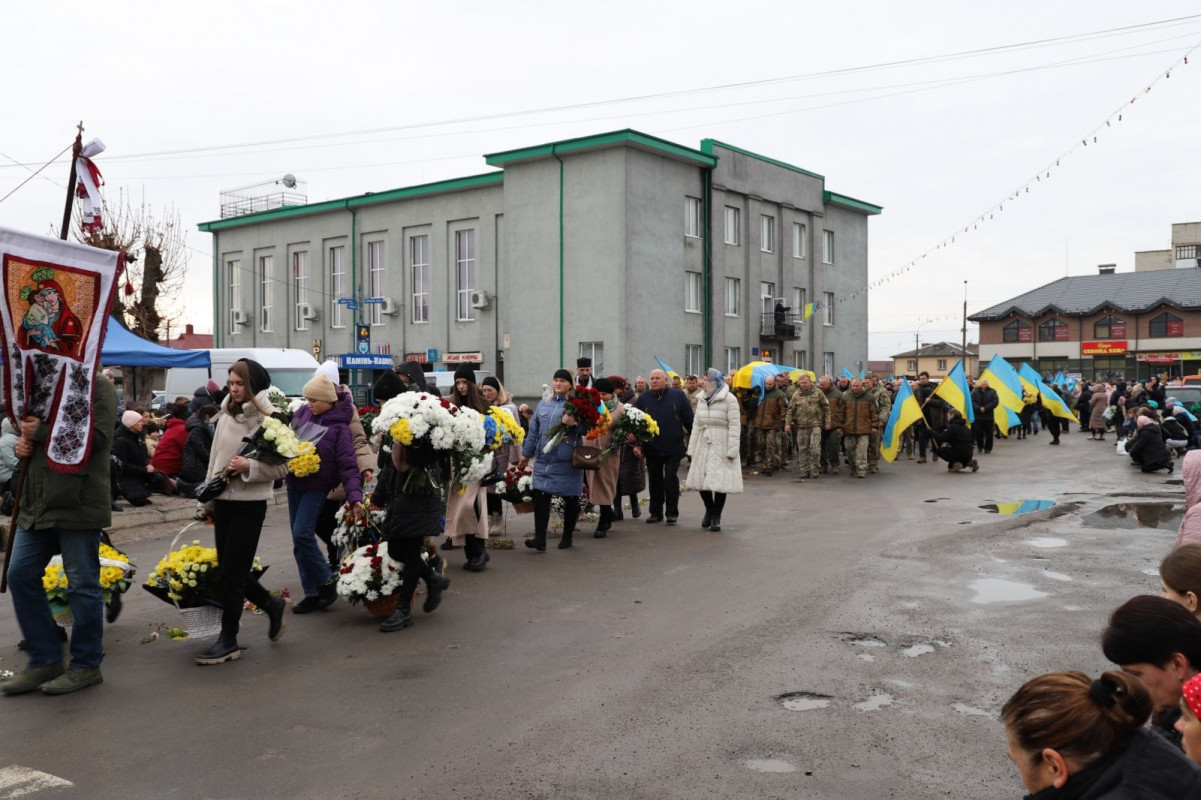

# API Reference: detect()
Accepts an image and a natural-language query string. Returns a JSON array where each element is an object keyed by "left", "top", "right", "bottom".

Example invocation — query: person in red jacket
[{"left": 149, "top": 401, "right": 189, "bottom": 484}]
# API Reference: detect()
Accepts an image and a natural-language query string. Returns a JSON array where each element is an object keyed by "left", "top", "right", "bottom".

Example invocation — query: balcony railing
[{"left": 761, "top": 312, "right": 803, "bottom": 339}]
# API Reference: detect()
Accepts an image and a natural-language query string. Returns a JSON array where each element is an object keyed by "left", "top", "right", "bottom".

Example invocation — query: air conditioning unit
[
  {"left": 470, "top": 290, "right": 492, "bottom": 310},
  {"left": 298, "top": 302, "right": 319, "bottom": 322},
  {"left": 380, "top": 296, "right": 401, "bottom": 316},
  {"left": 231, "top": 308, "right": 248, "bottom": 326}
]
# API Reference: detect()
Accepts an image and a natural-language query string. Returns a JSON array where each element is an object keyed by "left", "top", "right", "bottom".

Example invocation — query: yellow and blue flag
[
  {"left": 1019, "top": 363, "right": 1079, "bottom": 423},
  {"left": 654, "top": 356, "right": 680, "bottom": 383},
  {"left": 979, "top": 354, "right": 1025, "bottom": 415},
  {"left": 881, "top": 380, "right": 924, "bottom": 463},
  {"left": 933, "top": 359, "right": 974, "bottom": 424},
  {"left": 840, "top": 367, "right": 856, "bottom": 380}
]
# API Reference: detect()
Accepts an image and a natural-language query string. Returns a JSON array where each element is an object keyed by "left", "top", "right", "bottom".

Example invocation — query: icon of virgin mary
[{"left": 18, "top": 275, "right": 84, "bottom": 359}]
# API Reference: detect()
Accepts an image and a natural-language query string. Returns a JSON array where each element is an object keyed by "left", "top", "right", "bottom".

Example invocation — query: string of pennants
[{"left": 834, "top": 46, "right": 1197, "bottom": 306}]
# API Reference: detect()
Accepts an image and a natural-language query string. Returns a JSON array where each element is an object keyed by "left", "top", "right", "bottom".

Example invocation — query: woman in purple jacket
[{"left": 287, "top": 374, "right": 364, "bottom": 613}]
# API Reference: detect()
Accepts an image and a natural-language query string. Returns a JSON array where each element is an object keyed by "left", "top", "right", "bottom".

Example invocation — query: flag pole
[{"left": 1, "top": 123, "right": 83, "bottom": 593}]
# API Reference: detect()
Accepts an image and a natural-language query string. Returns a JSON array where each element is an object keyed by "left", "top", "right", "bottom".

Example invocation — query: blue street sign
[
  {"left": 427, "top": 348, "right": 439, "bottom": 363},
  {"left": 363, "top": 297, "right": 385, "bottom": 305},
  {"left": 345, "top": 301, "right": 359, "bottom": 311},
  {"left": 336, "top": 297, "right": 356, "bottom": 305},
  {"left": 340, "top": 354, "right": 395, "bottom": 369}
]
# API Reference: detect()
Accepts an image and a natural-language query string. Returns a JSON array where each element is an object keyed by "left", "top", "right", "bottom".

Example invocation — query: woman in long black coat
[
  {"left": 613, "top": 378, "right": 646, "bottom": 520},
  {"left": 1128, "top": 416, "right": 1174, "bottom": 473}
]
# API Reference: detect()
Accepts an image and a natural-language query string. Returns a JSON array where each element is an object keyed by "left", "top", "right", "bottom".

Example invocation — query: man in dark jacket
[
  {"left": 633, "top": 369, "right": 693, "bottom": 525},
  {"left": 754, "top": 376, "right": 787, "bottom": 475},
  {"left": 818, "top": 375, "right": 842, "bottom": 474},
  {"left": 927, "top": 409, "right": 978, "bottom": 472},
  {"left": 970, "top": 379, "right": 999, "bottom": 455},
  {"left": 913, "top": 371, "right": 945, "bottom": 463},
  {"left": 3, "top": 375, "right": 117, "bottom": 696}
]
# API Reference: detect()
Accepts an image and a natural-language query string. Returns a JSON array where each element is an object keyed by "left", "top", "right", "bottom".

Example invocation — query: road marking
[{"left": 0, "top": 766, "right": 73, "bottom": 798}]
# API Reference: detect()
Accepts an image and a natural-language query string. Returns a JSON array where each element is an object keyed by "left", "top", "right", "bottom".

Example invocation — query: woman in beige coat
[
  {"left": 444, "top": 366, "right": 491, "bottom": 572},
  {"left": 590, "top": 377, "right": 624, "bottom": 538},
  {"left": 685, "top": 369, "right": 742, "bottom": 532}
]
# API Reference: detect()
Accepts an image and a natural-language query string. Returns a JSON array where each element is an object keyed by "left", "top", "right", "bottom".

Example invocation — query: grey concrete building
[{"left": 198, "top": 129, "right": 880, "bottom": 399}]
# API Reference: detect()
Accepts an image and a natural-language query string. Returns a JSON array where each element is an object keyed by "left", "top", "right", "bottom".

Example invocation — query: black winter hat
[
  {"left": 594, "top": 377, "right": 614, "bottom": 394},
  {"left": 453, "top": 365, "right": 476, "bottom": 384},
  {"left": 577, "top": 357, "right": 592, "bottom": 368},
  {"left": 553, "top": 369, "right": 573, "bottom": 383},
  {"left": 481, "top": 376, "right": 501, "bottom": 392},
  {"left": 235, "top": 359, "right": 271, "bottom": 396},
  {"left": 373, "top": 371, "right": 405, "bottom": 404}
]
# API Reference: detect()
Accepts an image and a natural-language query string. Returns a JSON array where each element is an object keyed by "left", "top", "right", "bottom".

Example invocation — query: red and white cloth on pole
[
  {"left": 0, "top": 227, "right": 122, "bottom": 473},
  {"left": 74, "top": 138, "right": 106, "bottom": 233}
]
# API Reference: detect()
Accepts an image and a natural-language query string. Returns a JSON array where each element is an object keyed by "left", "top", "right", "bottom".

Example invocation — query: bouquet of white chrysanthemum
[
  {"left": 331, "top": 500, "right": 387, "bottom": 552},
  {"left": 335, "top": 541, "right": 405, "bottom": 605},
  {"left": 371, "top": 393, "right": 490, "bottom": 492}
]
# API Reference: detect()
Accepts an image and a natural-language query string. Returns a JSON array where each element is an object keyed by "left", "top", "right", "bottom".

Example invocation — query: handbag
[
  {"left": 194, "top": 472, "right": 231, "bottom": 503},
  {"left": 572, "top": 445, "right": 602, "bottom": 470}
]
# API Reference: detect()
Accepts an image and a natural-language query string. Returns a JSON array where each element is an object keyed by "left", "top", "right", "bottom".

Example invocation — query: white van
[
  {"left": 426, "top": 369, "right": 492, "bottom": 395},
  {"left": 165, "top": 348, "right": 321, "bottom": 401}
]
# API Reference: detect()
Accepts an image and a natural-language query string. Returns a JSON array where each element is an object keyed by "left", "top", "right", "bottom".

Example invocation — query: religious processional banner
[{"left": 0, "top": 226, "right": 122, "bottom": 473}]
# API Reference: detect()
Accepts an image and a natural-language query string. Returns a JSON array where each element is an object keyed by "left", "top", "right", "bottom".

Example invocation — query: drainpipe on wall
[
  {"left": 552, "top": 145, "right": 565, "bottom": 366},
  {"left": 702, "top": 166, "right": 713, "bottom": 369},
  {"left": 347, "top": 203, "right": 358, "bottom": 385},
  {"left": 212, "top": 231, "right": 220, "bottom": 348}
]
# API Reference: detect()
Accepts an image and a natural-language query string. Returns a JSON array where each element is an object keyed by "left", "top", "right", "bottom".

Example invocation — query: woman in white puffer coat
[{"left": 685, "top": 368, "right": 742, "bottom": 532}]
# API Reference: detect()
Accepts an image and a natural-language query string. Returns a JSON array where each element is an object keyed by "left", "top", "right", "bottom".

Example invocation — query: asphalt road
[{"left": 0, "top": 428, "right": 1187, "bottom": 799}]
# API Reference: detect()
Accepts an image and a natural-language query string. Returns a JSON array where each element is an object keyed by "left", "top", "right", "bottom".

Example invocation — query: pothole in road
[
  {"left": 980, "top": 500, "right": 1056, "bottom": 515},
  {"left": 841, "top": 633, "right": 887, "bottom": 647},
  {"left": 924, "top": 498, "right": 951, "bottom": 503},
  {"left": 853, "top": 693, "right": 895, "bottom": 711},
  {"left": 743, "top": 758, "right": 799, "bottom": 774},
  {"left": 970, "top": 578, "right": 1048, "bottom": 604},
  {"left": 899, "top": 643, "right": 935, "bottom": 658},
  {"left": 1082, "top": 503, "right": 1184, "bottom": 530},
  {"left": 777, "top": 691, "right": 833, "bottom": 711}
]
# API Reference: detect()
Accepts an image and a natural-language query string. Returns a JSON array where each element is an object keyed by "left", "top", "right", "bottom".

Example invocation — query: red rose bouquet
[{"left": 542, "top": 386, "right": 611, "bottom": 453}]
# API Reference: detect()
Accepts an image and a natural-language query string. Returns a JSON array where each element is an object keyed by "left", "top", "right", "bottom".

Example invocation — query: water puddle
[
  {"left": 953, "top": 702, "right": 991, "bottom": 717},
  {"left": 969, "top": 578, "right": 1048, "bottom": 604},
  {"left": 1042, "top": 570, "right": 1072, "bottom": 582},
  {"left": 777, "top": 692, "right": 832, "bottom": 711},
  {"left": 1142, "top": 568, "right": 1159, "bottom": 576},
  {"left": 980, "top": 500, "right": 1056, "bottom": 515},
  {"left": 924, "top": 498, "right": 950, "bottom": 503},
  {"left": 842, "top": 633, "right": 887, "bottom": 647},
  {"left": 743, "top": 758, "right": 799, "bottom": 774},
  {"left": 1082, "top": 503, "right": 1184, "bottom": 530},
  {"left": 1025, "top": 537, "right": 1068, "bottom": 548},
  {"left": 853, "top": 693, "right": 894, "bottom": 711},
  {"left": 900, "top": 643, "right": 935, "bottom": 658}
]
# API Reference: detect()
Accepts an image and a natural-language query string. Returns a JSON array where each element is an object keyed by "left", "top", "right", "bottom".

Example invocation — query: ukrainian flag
[
  {"left": 1019, "top": 363, "right": 1079, "bottom": 423},
  {"left": 654, "top": 356, "right": 681, "bottom": 383},
  {"left": 881, "top": 380, "right": 924, "bottom": 462},
  {"left": 933, "top": 360, "right": 974, "bottom": 423},
  {"left": 980, "top": 354, "right": 1026, "bottom": 434}
]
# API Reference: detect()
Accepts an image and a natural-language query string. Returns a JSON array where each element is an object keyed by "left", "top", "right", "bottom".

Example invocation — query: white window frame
[
  {"left": 228, "top": 259, "right": 242, "bottom": 335},
  {"left": 685, "top": 196, "right": 702, "bottom": 239},
  {"left": 724, "top": 206, "right": 740, "bottom": 245},
  {"left": 823, "top": 229, "right": 835, "bottom": 264},
  {"left": 938, "top": 359, "right": 948, "bottom": 371},
  {"left": 579, "top": 341, "right": 604, "bottom": 376},
  {"left": 725, "top": 346, "right": 741, "bottom": 375},
  {"left": 328, "top": 245, "right": 346, "bottom": 329},
  {"left": 685, "top": 344, "right": 702, "bottom": 377},
  {"left": 792, "top": 287, "right": 805, "bottom": 317},
  {"left": 292, "top": 251, "right": 309, "bottom": 331},
  {"left": 794, "top": 350, "right": 807, "bottom": 370},
  {"left": 684, "top": 271, "right": 702, "bottom": 313},
  {"left": 823, "top": 291, "right": 835, "bottom": 325},
  {"left": 823, "top": 352, "right": 835, "bottom": 376},
  {"left": 908, "top": 360, "right": 918, "bottom": 372},
  {"left": 411, "top": 235, "right": 430, "bottom": 324},
  {"left": 367, "top": 240, "right": 385, "bottom": 326},
  {"left": 760, "top": 215, "right": 775, "bottom": 253},
  {"left": 793, "top": 222, "right": 808, "bottom": 259},
  {"left": 724, "top": 277, "right": 740, "bottom": 317},
  {"left": 259, "top": 254, "right": 273, "bottom": 333},
  {"left": 760, "top": 282, "right": 775, "bottom": 316},
  {"left": 455, "top": 229, "right": 477, "bottom": 322}
]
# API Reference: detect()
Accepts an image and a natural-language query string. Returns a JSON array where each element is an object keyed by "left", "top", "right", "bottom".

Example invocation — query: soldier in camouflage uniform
[
  {"left": 775, "top": 372, "right": 796, "bottom": 462},
  {"left": 753, "top": 376, "right": 787, "bottom": 475},
  {"left": 818, "top": 375, "right": 843, "bottom": 474},
  {"left": 783, "top": 374, "right": 830, "bottom": 479},
  {"left": 836, "top": 378, "right": 879, "bottom": 479},
  {"left": 865, "top": 375, "right": 892, "bottom": 474}
]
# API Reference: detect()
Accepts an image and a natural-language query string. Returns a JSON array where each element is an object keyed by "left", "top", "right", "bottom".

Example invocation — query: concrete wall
[{"left": 1135, "top": 249, "right": 1172, "bottom": 272}]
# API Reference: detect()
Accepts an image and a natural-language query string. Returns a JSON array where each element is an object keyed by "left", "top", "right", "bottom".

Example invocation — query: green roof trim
[
  {"left": 700, "top": 138, "right": 825, "bottom": 181},
  {"left": 198, "top": 172, "right": 504, "bottom": 231},
  {"left": 485, "top": 128, "right": 716, "bottom": 168},
  {"left": 823, "top": 190, "right": 883, "bottom": 215}
]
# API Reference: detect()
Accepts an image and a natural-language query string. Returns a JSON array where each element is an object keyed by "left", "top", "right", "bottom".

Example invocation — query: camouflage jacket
[{"left": 784, "top": 387, "right": 830, "bottom": 429}]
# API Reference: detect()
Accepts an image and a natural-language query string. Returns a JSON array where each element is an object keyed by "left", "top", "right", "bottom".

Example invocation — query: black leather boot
[
  {"left": 379, "top": 605, "right": 412, "bottom": 632},
  {"left": 423, "top": 574, "right": 450, "bottom": 613},
  {"left": 628, "top": 494, "right": 641, "bottom": 518},
  {"left": 594, "top": 506, "right": 613, "bottom": 538},
  {"left": 195, "top": 638, "right": 241, "bottom": 665}
]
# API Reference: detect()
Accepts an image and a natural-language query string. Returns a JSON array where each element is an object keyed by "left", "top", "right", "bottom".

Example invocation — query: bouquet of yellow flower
[
  {"left": 484, "top": 406, "right": 525, "bottom": 451},
  {"left": 288, "top": 440, "right": 321, "bottom": 477},
  {"left": 143, "top": 539, "right": 266, "bottom": 609},
  {"left": 43, "top": 542, "right": 135, "bottom": 612},
  {"left": 602, "top": 407, "right": 660, "bottom": 459}
]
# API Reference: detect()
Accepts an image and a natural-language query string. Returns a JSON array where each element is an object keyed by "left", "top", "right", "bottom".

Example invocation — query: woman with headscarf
[
  {"left": 480, "top": 376, "right": 520, "bottom": 533},
  {"left": 1129, "top": 413, "right": 1174, "bottom": 473},
  {"left": 684, "top": 369, "right": 742, "bottom": 532},
  {"left": 194, "top": 359, "right": 290, "bottom": 666},
  {"left": 588, "top": 377, "right": 624, "bottom": 537},
  {"left": 519, "top": 369, "right": 585, "bottom": 551},
  {"left": 445, "top": 366, "right": 491, "bottom": 572}
]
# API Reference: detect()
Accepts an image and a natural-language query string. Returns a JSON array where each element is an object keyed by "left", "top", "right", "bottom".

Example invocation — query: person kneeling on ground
[
  {"left": 1130, "top": 414, "right": 1175, "bottom": 474},
  {"left": 926, "top": 408, "right": 978, "bottom": 472},
  {"left": 112, "top": 410, "right": 175, "bottom": 505}
]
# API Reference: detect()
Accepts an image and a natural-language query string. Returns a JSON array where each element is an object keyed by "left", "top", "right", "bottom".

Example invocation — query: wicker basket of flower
[
  {"left": 43, "top": 542, "right": 136, "bottom": 628},
  {"left": 336, "top": 541, "right": 420, "bottom": 618}
]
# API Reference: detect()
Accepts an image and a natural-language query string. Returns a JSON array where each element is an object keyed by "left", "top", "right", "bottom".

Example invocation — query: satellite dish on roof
[{"left": 281, "top": 174, "right": 297, "bottom": 189}]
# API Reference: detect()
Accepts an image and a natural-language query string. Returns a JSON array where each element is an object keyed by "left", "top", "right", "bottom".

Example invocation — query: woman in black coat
[
  {"left": 112, "top": 410, "right": 171, "bottom": 505},
  {"left": 927, "top": 409, "right": 978, "bottom": 472},
  {"left": 1129, "top": 416, "right": 1174, "bottom": 473},
  {"left": 178, "top": 404, "right": 217, "bottom": 487}
]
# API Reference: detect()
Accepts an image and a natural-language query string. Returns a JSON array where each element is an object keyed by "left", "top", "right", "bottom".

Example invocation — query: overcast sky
[{"left": 3, "top": 1, "right": 1199, "bottom": 360}]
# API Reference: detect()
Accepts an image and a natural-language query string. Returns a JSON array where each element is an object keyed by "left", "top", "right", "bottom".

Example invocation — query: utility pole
[{"left": 962, "top": 281, "right": 969, "bottom": 373}]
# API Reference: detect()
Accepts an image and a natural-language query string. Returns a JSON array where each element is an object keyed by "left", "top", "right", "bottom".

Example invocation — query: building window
[
  {"left": 760, "top": 282, "right": 775, "bottom": 316},
  {"left": 792, "top": 287, "right": 806, "bottom": 317},
  {"left": 1038, "top": 319, "right": 1068, "bottom": 342},
  {"left": 292, "top": 251, "right": 309, "bottom": 331},
  {"left": 794, "top": 350, "right": 807, "bottom": 370},
  {"left": 760, "top": 215, "right": 775, "bottom": 253},
  {"left": 259, "top": 254, "right": 273, "bottom": 333},
  {"left": 724, "top": 277, "right": 740, "bottom": 317},
  {"left": 823, "top": 352, "right": 835, "bottom": 376},
  {"left": 1094, "top": 315, "right": 1126, "bottom": 339},
  {"left": 1003, "top": 320, "right": 1032, "bottom": 343},
  {"left": 725, "top": 346, "right": 741, "bottom": 374},
  {"left": 793, "top": 222, "right": 807, "bottom": 259},
  {"left": 367, "top": 241, "right": 385, "bottom": 326},
  {"left": 328, "top": 246, "right": 346, "bottom": 329},
  {"left": 684, "top": 272, "right": 702, "bottom": 313},
  {"left": 907, "top": 359, "right": 918, "bottom": 372},
  {"left": 823, "top": 292, "right": 835, "bottom": 325},
  {"left": 724, "top": 206, "right": 740, "bottom": 245},
  {"left": 823, "top": 230, "right": 835, "bottom": 264},
  {"left": 685, "top": 344, "right": 702, "bottom": 376},
  {"left": 1149, "top": 311, "right": 1184, "bottom": 338},
  {"left": 937, "top": 359, "right": 947, "bottom": 371},
  {"left": 411, "top": 235, "right": 430, "bottom": 324},
  {"left": 579, "top": 342, "right": 604, "bottom": 376},
  {"left": 685, "top": 196, "right": 702, "bottom": 239},
  {"left": 228, "top": 259, "right": 242, "bottom": 335},
  {"left": 455, "top": 230, "right": 477, "bottom": 322},
  {"left": 1177, "top": 245, "right": 1198, "bottom": 260}
]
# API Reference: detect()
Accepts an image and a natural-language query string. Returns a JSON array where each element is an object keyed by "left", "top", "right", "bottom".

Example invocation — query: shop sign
[
  {"left": 340, "top": 353, "right": 395, "bottom": 369},
  {"left": 444, "top": 351, "right": 483, "bottom": 364},
  {"left": 1018, "top": 327, "right": 1033, "bottom": 342},
  {"left": 1081, "top": 340, "right": 1127, "bottom": 356},
  {"left": 404, "top": 352, "right": 428, "bottom": 364}
]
